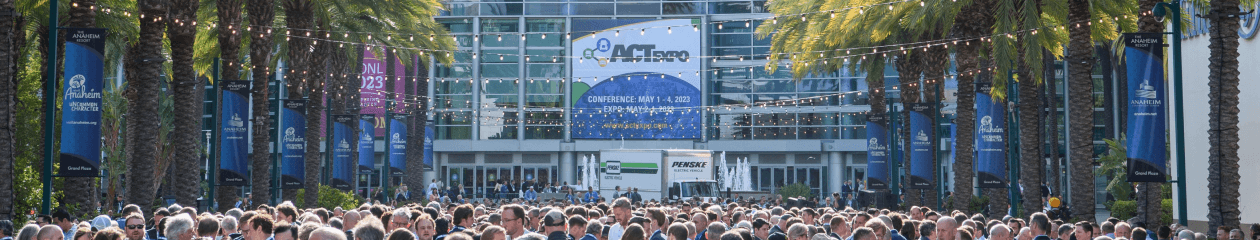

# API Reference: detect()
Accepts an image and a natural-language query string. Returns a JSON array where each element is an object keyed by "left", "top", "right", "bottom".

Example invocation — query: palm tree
[
  {"left": 126, "top": 0, "right": 168, "bottom": 212},
  {"left": 404, "top": 53, "right": 428, "bottom": 203},
  {"left": 1204, "top": 0, "right": 1245, "bottom": 232},
  {"left": 947, "top": 0, "right": 995, "bottom": 213},
  {"left": 0, "top": 0, "right": 14, "bottom": 219},
  {"left": 169, "top": 0, "right": 202, "bottom": 207},
  {"left": 302, "top": 18, "right": 332, "bottom": 207},
  {"left": 248, "top": 0, "right": 277, "bottom": 208},
  {"left": 1065, "top": 0, "right": 1097, "bottom": 220},
  {"left": 281, "top": 0, "right": 313, "bottom": 204},
  {"left": 214, "top": 0, "right": 244, "bottom": 212}
]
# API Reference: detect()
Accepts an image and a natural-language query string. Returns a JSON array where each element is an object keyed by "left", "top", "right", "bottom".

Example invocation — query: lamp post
[
  {"left": 1151, "top": 0, "right": 1187, "bottom": 226},
  {"left": 41, "top": 0, "right": 59, "bottom": 215}
]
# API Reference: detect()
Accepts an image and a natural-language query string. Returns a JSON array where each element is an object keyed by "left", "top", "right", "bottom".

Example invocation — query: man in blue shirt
[
  {"left": 436, "top": 205, "right": 474, "bottom": 240},
  {"left": 582, "top": 222, "right": 604, "bottom": 240},
  {"left": 584, "top": 187, "right": 599, "bottom": 203},
  {"left": 523, "top": 187, "right": 538, "bottom": 202}
]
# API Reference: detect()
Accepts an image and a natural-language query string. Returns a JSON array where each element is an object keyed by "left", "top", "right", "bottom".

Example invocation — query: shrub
[
  {"left": 296, "top": 185, "right": 362, "bottom": 210},
  {"left": 777, "top": 183, "right": 814, "bottom": 199},
  {"left": 1161, "top": 199, "right": 1173, "bottom": 225},
  {"left": 969, "top": 195, "right": 990, "bottom": 214},
  {"left": 1110, "top": 200, "right": 1137, "bottom": 220}
]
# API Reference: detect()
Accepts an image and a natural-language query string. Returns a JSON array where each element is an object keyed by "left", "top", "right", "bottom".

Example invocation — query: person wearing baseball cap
[{"left": 542, "top": 211, "right": 572, "bottom": 240}]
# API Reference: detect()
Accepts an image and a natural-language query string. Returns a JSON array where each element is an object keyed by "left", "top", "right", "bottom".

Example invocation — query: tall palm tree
[
  {"left": 214, "top": 0, "right": 244, "bottom": 212},
  {"left": 169, "top": 0, "right": 202, "bottom": 207},
  {"left": 1204, "top": 0, "right": 1244, "bottom": 232},
  {"left": 282, "top": 0, "right": 319, "bottom": 207},
  {"left": 0, "top": 0, "right": 13, "bottom": 219},
  {"left": 949, "top": 0, "right": 994, "bottom": 213},
  {"left": 1065, "top": 0, "right": 1097, "bottom": 220},
  {"left": 302, "top": 18, "right": 332, "bottom": 207},
  {"left": 405, "top": 54, "right": 428, "bottom": 203},
  {"left": 249, "top": 0, "right": 277, "bottom": 208},
  {"left": 127, "top": 0, "right": 168, "bottom": 212}
]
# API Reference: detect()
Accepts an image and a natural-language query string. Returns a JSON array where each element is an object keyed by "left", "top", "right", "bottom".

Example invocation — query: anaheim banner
[
  {"left": 219, "top": 80, "right": 251, "bottom": 186},
  {"left": 331, "top": 115, "right": 355, "bottom": 190},
  {"left": 975, "top": 82, "right": 1007, "bottom": 188},
  {"left": 280, "top": 100, "right": 305, "bottom": 189},
  {"left": 909, "top": 103, "right": 934, "bottom": 189},
  {"left": 59, "top": 28, "right": 106, "bottom": 177},
  {"left": 571, "top": 18, "right": 702, "bottom": 139},
  {"left": 389, "top": 114, "right": 407, "bottom": 176},
  {"left": 866, "top": 114, "right": 889, "bottom": 190},
  {"left": 358, "top": 114, "right": 375, "bottom": 174},
  {"left": 1124, "top": 33, "right": 1168, "bottom": 182}
]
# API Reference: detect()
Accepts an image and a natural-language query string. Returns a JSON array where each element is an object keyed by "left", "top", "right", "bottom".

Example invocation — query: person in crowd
[{"left": 37, "top": 225, "right": 64, "bottom": 240}]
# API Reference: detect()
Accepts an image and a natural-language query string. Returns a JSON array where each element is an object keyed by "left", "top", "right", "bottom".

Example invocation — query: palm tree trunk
[
  {"left": 300, "top": 18, "right": 328, "bottom": 209},
  {"left": 1135, "top": 0, "right": 1166, "bottom": 227},
  {"left": 248, "top": 0, "right": 277, "bottom": 208},
  {"left": 1205, "top": 0, "right": 1242, "bottom": 231},
  {"left": 895, "top": 52, "right": 923, "bottom": 208},
  {"left": 215, "top": 0, "right": 244, "bottom": 212},
  {"left": 127, "top": 0, "right": 168, "bottom": 212},
  {"left": 281, "top": 0, "right": 313, "bottom": 206},
  {"left": 168, "top": 0, "right": 201, "bottom": 207},
  {"left": 1066, "top": 0, "right": 1096, "bottom": 220},
  {"left": 348, "top": 46, "right": 364, "bottom": 198},
  {"left": 920, "top": 45, "right": 948, "bottom": 209},
  {"left": 405, "top": 57, "right": 428, "bottom": 204},
  {"left": 0, "top": 0, "right": 14, "bottom": 219},
  {"left": 1019, "top": 65, "right": 1043, "bottom": 216},
  {"left": 1044, "top": 49, "right": 1061, "bottom": 199},
  {"left": 949, "top": 0, "right": 992, "bottom": 213}
]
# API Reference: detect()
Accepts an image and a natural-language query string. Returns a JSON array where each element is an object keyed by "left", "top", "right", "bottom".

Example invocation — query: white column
[
  {"left": 829, "top": 152, "right": 843, "bottom": 195},
  {"left": 560, "top": 151, "right": 574, "bottom": 185}
]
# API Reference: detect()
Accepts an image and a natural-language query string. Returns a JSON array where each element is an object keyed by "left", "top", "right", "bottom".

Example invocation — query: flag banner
[
  {"left": 219, "top": 80, "right": 252, "bottom": 185},
  {"left": 975, "top": 82, "right": 1008, "bottom": 188},
  {"left": 332, "top": 115, "right": 355, "bottom": 190},
  {"left": 571, "top": 19, "right": 703, "bottom": 139},
  {"left": 1124, "top": 33, "right": 1168, "bottom": 182},
  {"left": 280, "top": 100, "right": 306, "bottom": 189},
  {"left": 424, "top": 123, "right": 434, "bottom": 169},
  {"left": 909, "top": 103, "right": 935, "bottom": 189},
  {"left": 360, "top": 50, "right": 405, "bottom": 136},
  {"left": 59, "top": 28, "right": 106, "bottom": 177},
  {"left": 950, "top": 123, "right": 957, "bottom": 164},
  {"left": 389, "top": 114, "right": 407, "bottom": 176},
  {"left": 358, "top": 114, "right": 376, "bottom": 174},
  {"left": 866, "top": 114, "right": 889, "bottom": 190}
]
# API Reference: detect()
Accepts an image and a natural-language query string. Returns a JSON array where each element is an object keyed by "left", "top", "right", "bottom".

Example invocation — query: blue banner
[
  {"left": 358, "top": 114, "right": 375, "bottom": 174},
  {"left": 424, "top": 123, "right": 434, "bottom": 169},
  {"left": 280, "top": 100, "right": 305, "bottom": 189},
  {"left": 59, "top": 28, "right": 106, "bottom": 177},
  {"left": 1124, "top": 33, "right": 1168, "bottom": 182},
  {"left": 571, "top": 74, "right": 702, "bottom": 139},
  {"left": 219, "top": 80, "right": 251, "bottom": 185},
  {"left": 866, "top": 114, "right": 889, "bottom": 189},
  {"left": 389, "top": 114, "right": 407, "bottom": 176},
  {"left": 909, "top": 103, "right": 934, "bottom": 189},
  {"left": 331, "top": 115, "right": 355, "bottom": 190},
  {"left": 950, "top": 123, "right": 957, "bottom": 164},
  {"left": 975, "top": 82, "right": 1007, "bottom": 188}
]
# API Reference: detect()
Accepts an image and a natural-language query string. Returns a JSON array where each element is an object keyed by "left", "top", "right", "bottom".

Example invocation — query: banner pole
[
  {"left": 1007, "top": 70, "right": 1022, "bottom": 217},
  {"left": 209, "top": 58, "right": 220, "bottom": 209},
  {"left": 935, "top": 80, "right": 944, "bottom": 210},
  {"left": 40, "top": 0, "right": 58, "bottom": 215}
]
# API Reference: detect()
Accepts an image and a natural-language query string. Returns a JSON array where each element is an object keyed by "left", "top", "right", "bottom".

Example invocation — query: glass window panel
[
  {"left": 524, "top": 111, "right": 564, "bottom": 125},
  {"left": 798, "top": 127, "right": 838, "bottom": 139},
  {"left": 711, "top": 67, "right": 751, "bottom": 79},
  {"left": 797, "top": 79, "right": 838, "bottom": 92},
  {"left": 481, "top": 19, "right": 520, "bottom": 32},
  {"left": 798, "top": 113, "right": 838, "bottom": 125},
  {"left": 525, "top": 3, "right": 565, "bottom": 15},
  {"left": 526, "top": 34, "right": 564, "bottom": 47},
  {"left": 482, "top": 126, "right": 519, "bottom": 139},
  {"left": 441, "top": 4, "right": 479, "bottom": 16},
  {"left": 436, "top": 80, "right": 473, "bottom": 94},
  {"left": 481, "top": 79, "right": 519, "bottom": 94},
  {"left": 616, "top": 3, "right": 660, "bottom": 15},
  {"left": 526, "top": 49, "right": 565, "bottom": 62},
  {"left": 527, "top": 64, "right": 564, "bottom": 78},
  {"left": 525, "top": 126, "right": 564, "bottom": 139},
  {"left": 754, "top": 113, "right": 796, "bottom": 125},
  {"left": 436, "top": 95, "right": 474, "bottom": 108},
  {"left": 711, "top": 79, "right": 752, "bottom": 93},
  {"left": 438, "top": 126, "right": 472, "bottom": 139},
  {"left": 481, "top": 49, "right": 520, "bottom": 63},
  {"left": 572, "top": 3, "right": 615, "bottom": 14},
  {"left": 754, "top": 94, "right": 796, "bottom": 103},
  {"left": 483, "top": 94, "right": 520, "bottom": 108},
  {"left": 759, "top": 168, "right": 772, "bottom": 191},
  {"left": 663, "top": 2, "right": 703, "bottom": 14},
  {"left": 482, "top": 111, "right": 520, "bottom": 125},
  {"left": 436, "top": 65, "right": 474, "bottom": 78},
  {"left": 526, "top": 79, "right": 563, "bottom": 94},
  {"left": 708, "top": 1, "right": 751, "bottom": 14},
  {"left": 712, "top": 34, "right": 751, "bottom": 47},
  {"left": 711, "top": 93, "right": 752, "bottom": 105},
  {"left": 527, "top": 19, "right": 566, "bottom": 32},
  {"left": 481, "top": 64, "right": 520, "bottom": 78},
  {"left": 752, "top": 47, "right": 771, "bottom": 60},
  {"left": 711, "top": 22, "right": 751, "bottom": 33},
  {"left": 753, "top": 80, "right": 796, "bottom": 93},
  {"left": 481, "top": 3, "right": 523, "bottom": 15},
  {"left": 439, "top": 19, "right": 475, "bottom": 32},
  {"left": 482, "top": 35, "right": 520, "bottom": 47},
  {"left": 526, "top": 95, "right": 563, "bottom": 107},
  {"left": 437, "top": 111, "right": 474, "bottom": 125},
  {"left": 752, "top": 0, "right": 767, "bottom": 12},
  {"left": 710, "top": 48, "right": 750, "bottom": 60}
]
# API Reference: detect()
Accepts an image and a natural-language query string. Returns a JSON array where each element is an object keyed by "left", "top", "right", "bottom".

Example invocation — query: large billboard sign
[
  {"left": 360, "top": 50, "right": 405, "bottom": 136},
  {"left": 571, "top": 19, "right": 702, "bottom": 139}
]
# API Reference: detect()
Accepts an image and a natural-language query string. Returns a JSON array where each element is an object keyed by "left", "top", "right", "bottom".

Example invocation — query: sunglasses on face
[{"left": 127, "top": 225, "right": 146, "bottom": 230}]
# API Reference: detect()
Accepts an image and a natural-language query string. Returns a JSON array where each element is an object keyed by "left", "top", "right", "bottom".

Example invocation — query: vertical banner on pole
[
  {"left": 59, "top": 28, "right": 105, "bottom": 177},
  {"left": 389, "top": 114, "right": 408, "bottom": 176},
  {"left": 866, "top": 114, "right": 889, "bottom": 189},
  {"left": 1124, "top": 33, "right": 1168, "bottom": 182},
  {"left": 975, "top": 82, "right": 1008, "bottom": 188},
  {"left": 909, "top": 103, "right": 934, "bottom": 189},
  {"left": 332, "top": 115, "right": 355, "bottom": 190},
  {"left": 424, "top": 123, "right": 434, "bottom": 170},
  {"left": 219, "top": 81, "right": 252, "bottom": 185},
  {"left": 358, "top": 114, "right": 376, "bottom": 174},
  {"left": 280, "top": 100, "right": 306, "bottom": 189}
]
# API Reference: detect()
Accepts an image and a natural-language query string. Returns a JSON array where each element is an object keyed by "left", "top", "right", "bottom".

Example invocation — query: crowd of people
[{"left": 1, "top": 193, "right": 1257, "bottom": 240}]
